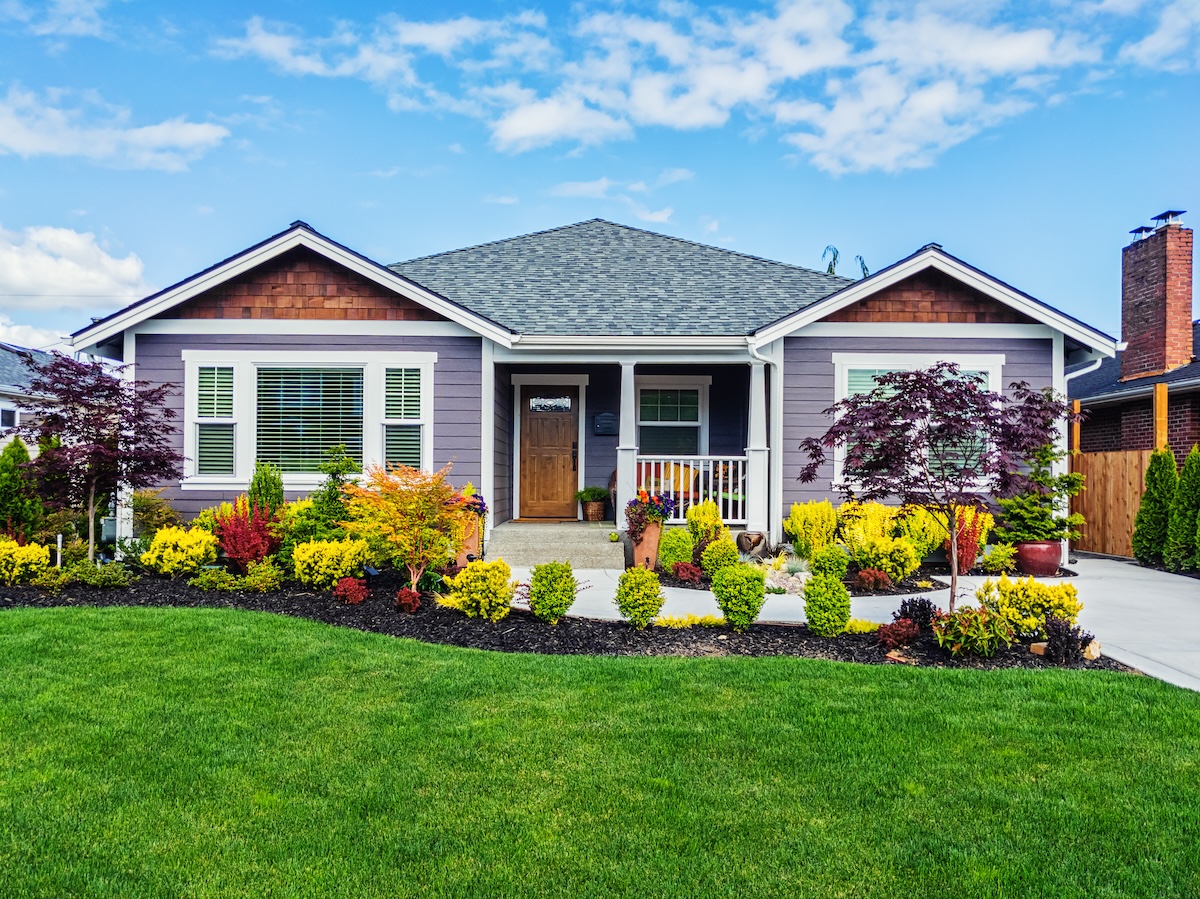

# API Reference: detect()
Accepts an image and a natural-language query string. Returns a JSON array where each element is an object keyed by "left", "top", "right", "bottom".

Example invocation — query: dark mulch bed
[
  {"left": 0, "top": 568, "right": 1134, "bottom": 674},
  {"left": 658, "top": 566, "right": 951, "bottom": 595}
]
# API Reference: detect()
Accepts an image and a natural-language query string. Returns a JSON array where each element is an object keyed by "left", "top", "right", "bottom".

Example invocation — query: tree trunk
[
  {"left": 947, "top": 505, "right": 959, "bottom": 613},
  {"left": 87, "top": 481, "right": 96, "bottom": 563}
]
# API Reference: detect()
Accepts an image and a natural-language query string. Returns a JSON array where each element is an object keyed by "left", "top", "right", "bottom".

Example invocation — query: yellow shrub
[
  {"left": 895, "top": 506, "right": 945, "bottom": 558},
  {"left": 957, "top": 506, "right": 994, "bottom": 547},
  {"left": 839, "top": 502, "right": 900, "bottom": 558},
  {"left": 854, "top": 536, "right": 921, "bottom": 583},
  {"left": 685, "top": 499, "right": 729, "bottom": 545},
  {"left": 191, "top": 502, "right": 233, "bottom": 533},
  {"left": 976, "top": 575, "right": 1082, "bottom": 640},
  {"left": 0, "top": 539, "right": 50, "bottom": 585},
  {"left": 845, "top": 618, "right": 881, "bottom": 634},
  {"left": 654, "top": 614, "right": 726, "bottom": 629},
  {"left": 292, "top": 539, "right": 371, "bottom": 590},
  {"left": 784, "top": 500, "right": 837, "bottom": 559},
  {"left": 445, "top": 559, "right": 515, "bottom": 622},
  {"left": 140, "top": 526, "right": 218, "bottom": 577}
]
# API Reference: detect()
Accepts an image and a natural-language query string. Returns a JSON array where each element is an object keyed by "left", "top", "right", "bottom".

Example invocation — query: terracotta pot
[
  {"left": 1015, "top": 541, "right": 1061, "bottom": 577},
  {"left": 631, "top": 520, "right": 661, "bottom": 569},
  {"left": 456, "top": 514, "right": 484, "bottom": 568},
  {"left": 582, "top": 500, "right": 606, "bottom": 522}
]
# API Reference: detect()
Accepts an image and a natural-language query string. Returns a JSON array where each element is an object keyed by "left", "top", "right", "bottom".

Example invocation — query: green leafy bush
[
  {"left": 188, "top": 567, "right": 239, "bottom": 592},
  {"left": 140, "top": 526, "right": 218, "bottom": 577},
  {"left": 804, "top": 574, "right": 850, "bottom": 636},
  {"left": 656, "top": 528, "right": 694, "bottom": 571},
  {"left": 247, "top": 460, "right": 286, "bottom": 518},
  {"left": 292, "top": 539, "right": 371, "bottom": 590},
  {"left": 241, "top": 559, "right": 283, "bottom": 593},
  {"left": 1165, "top": 444, "right": 1200, "bottom": 571},
  {"left": 809, "top": 545, "right": 850, "bottom": 581},
  {"left": 711, "top": 564, "right": 766, "bottom": 632},
  {"left": 933, "top": 607, "right": 1014, "bottom": 657},
  {"left": 784, "top": 500, "right": 837, "bottom": 559},
  {"left": 0, "top": 538, "right": 50, "bottom": 585},
  {"left": 853, "top": 536, "right": 919, "bottom": 583},
  {"left": 529, "top": 561, "right": 576, "bottom": 625},
  {"left": 130, "top": 488, "right": 179, "bottom": 538},
  {"left": 979, "top": 542, "right": 1018, "bottom": 574},
  {"left": 700, "top": 535, "right": 739, "bottom": 578},
  {"left": 30, "top": 566, "right": 73, "bottom": 594},
  {"left": 1131, "top": 448, "right": 1178, "bottom": 566},
  {"left": 615, "top": 566, "right": 664, "bottom": 629},
  {"left": 976, "top": 575, "right": 1082, "bottom": 640},
  {"left": 446, "top": 559, "right": 515, "bottom": 623},
  {"left": 69, "top": 561, "right": 136, "bottom": 589}
]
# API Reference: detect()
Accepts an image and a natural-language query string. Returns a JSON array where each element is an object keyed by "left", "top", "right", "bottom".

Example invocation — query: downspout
[{"left": 748, "top": 337, "right": 782, "bottom": 544}]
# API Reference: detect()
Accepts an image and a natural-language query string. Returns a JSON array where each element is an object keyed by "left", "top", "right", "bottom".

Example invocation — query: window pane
[
  {"left": 197, "top": 366, "right": 234, "bottom": 418},
  {"left": 529, "top": 395, "right": 571, "bottom": 412},
  {"left": 640, "top": 388, "right": 699, "bottom": 423},
  {"left": 385, "top": 424, "right": 422, "bottom": 468},
  {"left": 385, "top": 368, "right": 421, "bottom": 420},
  {"left": 847, "top": 368, "right": 898, "bottom": 397},
  {"left": 256, "top": 368, "right": 363, "bottom": 472},
  {"left": 197, "top": 423, "right": 235, "bottom": 475},
  {"left": 0, "top": 409, "right": 14, "bottom": 428},
  {"left": 639, "top": 425, "right": 699, "bottom": 455}
]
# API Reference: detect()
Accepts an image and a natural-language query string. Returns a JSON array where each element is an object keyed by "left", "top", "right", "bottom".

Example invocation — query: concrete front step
[{"left": 485, "top": 521, "right": 625, "bottom": 569}]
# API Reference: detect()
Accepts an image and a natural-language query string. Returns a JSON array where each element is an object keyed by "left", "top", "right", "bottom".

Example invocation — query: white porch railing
[{"left": 635, "top": 455, "right": 748, "bottom": 525}]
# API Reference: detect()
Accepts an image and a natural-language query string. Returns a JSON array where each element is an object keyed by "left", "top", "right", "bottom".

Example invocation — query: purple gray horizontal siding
[
  {"left": 781, "top": 336, "right": 1054, "bottom": 509},
  {"left": 136, "top": 332, "right": 482, "bottom": 518},
  {"left": 493, "top": 365, "right": 512, "bottom": 524}
]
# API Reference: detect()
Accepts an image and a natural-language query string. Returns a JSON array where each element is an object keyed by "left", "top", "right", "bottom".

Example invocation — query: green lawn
[{"left": 1, "top": 607, "right": 1198, "bottom": 898}]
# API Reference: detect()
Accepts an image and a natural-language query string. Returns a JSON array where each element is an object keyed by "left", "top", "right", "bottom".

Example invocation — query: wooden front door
[{"left": 519, "top": 386, "right": 579, "bottom": 519}]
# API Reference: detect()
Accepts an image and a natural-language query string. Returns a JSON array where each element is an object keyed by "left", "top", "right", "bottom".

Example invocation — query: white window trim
[
  {"left": 181, "top": 349, "right": 437, "bottom": 491},
  {"left": 635, "top": 374, "right": 711, "bottom": 455},
  {"left": 830, "top": 352, "right": 1005, "bottom": 486}
]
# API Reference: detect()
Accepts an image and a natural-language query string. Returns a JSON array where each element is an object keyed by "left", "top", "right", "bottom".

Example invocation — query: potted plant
[
  {"left": 575, "top": 486, "right": 609, "bottom": 522},
  {"left": 455, "top": 484, "right": 488, "bottom": 568},
  {"left": 624, "top": 490, "right": 676, "bottom": 569},
  {"left": 994, "top": 445, "right": 1084, "bottom": 576}
]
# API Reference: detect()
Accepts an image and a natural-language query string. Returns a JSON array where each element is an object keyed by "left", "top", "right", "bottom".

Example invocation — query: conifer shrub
[
  {"left": 979, "top": 542, "right": 1018, "bottom": 574},
  {"left": 615, "top": 566, "right": 664, "bottom": 629},
  {"left": 141, "top": 526, "right": 219, "bottom": 577},
  {"left": 783, "top": 500, "right": 837, "bottom": 559},
  {"left": 292, "top": 539, "right": 371, "bottom": 590},
  {"left": 1165, "top": 444, "right": 1200, "bottom": 571},
  {"left": 130, "top": 488, "right": 178, "bottom": 538},
  {"left": 445, "top": 559, "right": 515, "bottom": 622},
  {"left": 0, "top": 538, "right": 49, "bottom": 585},
  {"left": 0, "top": 438, "right": 42, "bottom": 540},
  {"left": 803, "top": 574, "right": 851, "bottom": 636},
  {"left": 247, "top": 461, "right": 286, "bottom": 518},
  {"left": 845, "top": 618, "right": 881, "bottom": 634},
  {"left": 656, "top": 527, "right": 694, "bottom": 572},
  {"left": 1131, "top": 448, "right": 1178, "bottom": 566},
  {"left": 528, "top": 560, "right": 577, "bottom": 625},
  {"left": 699, "top": 535, "right": 739, "bottom": 578},
  {"left": 711, "top": 564, "right": 766, "bottom": 632}
]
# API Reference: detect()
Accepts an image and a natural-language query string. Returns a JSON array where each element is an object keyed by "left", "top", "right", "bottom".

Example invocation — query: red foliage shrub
[
  {"left": 215, "top": 499, "right": 279, "bottom": 574},
  {"left": 855, "top": 567, "right": 893, "bottom": 590},
  {"left": 944, "top": 517, "right": 984, "bottom": 575},
  {"left": 395, "top": 587, "right": 421, "bottom": 613},
  {"left": 878, "top": 617, "right": 920, "bottom": 649},
  {"left": 672, "top": 562, "right": 703, "bottom": 584},
  {"left": 333, "top": 577, "right": 369, "bottom": 605}
]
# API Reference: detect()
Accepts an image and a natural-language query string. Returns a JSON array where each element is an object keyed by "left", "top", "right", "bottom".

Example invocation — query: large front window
[{"left": 256, "top": 367, "right": 364, "bottom": 472}]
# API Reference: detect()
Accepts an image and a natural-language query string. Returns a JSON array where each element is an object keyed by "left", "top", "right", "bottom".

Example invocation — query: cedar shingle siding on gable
[
  {"left": 166, "top": 248, "right": 448, "bottom": 323},
  {"left": 822, "top": 271, "right": 1038, "bottom": 324}
]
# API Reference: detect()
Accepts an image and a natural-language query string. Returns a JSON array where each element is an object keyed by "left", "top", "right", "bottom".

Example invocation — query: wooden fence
[{"left": 1071, "top": 450, "right": 1152, "bottom": 557}]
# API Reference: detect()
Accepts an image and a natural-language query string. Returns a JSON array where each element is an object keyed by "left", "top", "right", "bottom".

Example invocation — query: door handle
[{"left": 572, "top": 442, "right": 578, "bottom": 472}]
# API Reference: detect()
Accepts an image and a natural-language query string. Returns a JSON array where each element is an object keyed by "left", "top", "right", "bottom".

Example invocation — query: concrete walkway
[{"left": 510, "top": 557, "right": 1200, "bottom": 692}]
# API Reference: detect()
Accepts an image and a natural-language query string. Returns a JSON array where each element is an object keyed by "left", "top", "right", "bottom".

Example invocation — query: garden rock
[
  {"left": 766, "top": 569, "right": 809, "bottom": 595},
  {"left": 1030, "top": 642, "right": 1047, "bottom": 656},
  {"left": 1084, "top": 640, "right": 1102, "bottom": 660}
]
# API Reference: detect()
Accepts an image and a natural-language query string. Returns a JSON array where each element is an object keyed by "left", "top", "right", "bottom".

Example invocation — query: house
[
  {"left": 1070, "top": 212, "right": 1198, "bottom": 467},
  {"left": 0, "top": 342, "right": 53, "bottom": 432},
  {"left": 69, "top": 219, "right": 1119, "bottom": 544}
]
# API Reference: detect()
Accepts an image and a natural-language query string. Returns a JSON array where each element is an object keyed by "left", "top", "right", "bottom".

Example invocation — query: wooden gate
[{"left": 1071, "top": 450, "right": 1152, "bottom": 557}]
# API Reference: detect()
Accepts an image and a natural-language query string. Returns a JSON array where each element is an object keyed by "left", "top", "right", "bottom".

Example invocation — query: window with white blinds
[
  {"left": 256, "top": 367, "right": 364, "bottom": 472},
  {"left": 196, "top": 366, "right": 235, "bottom": 475},
  {"left": 384, "top": 367, "right": 423, "bottom": 468}
]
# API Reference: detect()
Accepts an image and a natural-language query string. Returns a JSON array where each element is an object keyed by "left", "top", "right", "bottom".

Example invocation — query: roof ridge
[{"left": 391, "top": 219, "right": 607, "bottom": 266}]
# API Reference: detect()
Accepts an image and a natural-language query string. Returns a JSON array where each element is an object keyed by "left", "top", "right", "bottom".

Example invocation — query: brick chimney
[{"left": 1121, "top": 210, "right": 1193, "bottom": 381}]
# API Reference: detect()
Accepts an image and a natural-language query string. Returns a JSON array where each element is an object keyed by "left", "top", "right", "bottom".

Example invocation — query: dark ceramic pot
[{"left": 1015, "top": 541, "right": 1061, "bottom": 577}]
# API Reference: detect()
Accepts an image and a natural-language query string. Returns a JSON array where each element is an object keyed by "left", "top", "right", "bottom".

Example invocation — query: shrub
[
  {"left": 190, "top": 503, "right": 232, "bottom": 533},
  {"left": 980, "top": 542, "right": 1018, "bottom": 574},
  {"left": 933, "top": 607, "right": 1014, "bottom": 657},
  {"left": 247, "top": 460, "right": 286, "bottom": 518},
  {"left": 1132, "top": 448, "right": 1178, "bottom": 566},
  {"left": 0, "top": 538, "right": 49, "bottom": 585},
  {"left": 654, "top": 614, "right": 725, "bottom": 628},
  {"left": 804, "top": 574, "right": 850, "bottom": 636},
  {"left": 700, "top": 535, "right": 739, "bottom": 578},
  {"left": 838, "top": 502, "right": 900, "bottom": 558},
  {"left": 333, "top": 577, "right": 369, "bottom": 605},
  {"left": 671, "top": 561, "right": 703, "bottom": 584},
  {"left": 188, "top": 567, "right": 239, "bottom": 591},
  {"left": 845, "top": 618, "right": 880, "bottom": 635},
  {"left": 1165, "top": 444, "right": 1200, "bottom": 571},
  {"left": 895, "top": 506, "right": 944, "bottom": 559},
  {"left": 68, "top": 561, "right": 136, "bottom": 589},
  {"left": 395, "top": 587, "right": 421, "bottom": 613},
  {"left": 943, "top": 506, "right": 993, "bottom": 574},
  {"left": 685, "top": 499, "right": 728, "bottom": 546},
  {"left": 215, "top": 496, "right": 278, "bottom": 574},
  {"left": 130, "top": 488, "right": 179, "bottom": 538},
  {"left": 809, "top": 544, "right": 850, "bottom": 581},
  {"left": 854, "top": 536, "right": 919, "bottom": 584},
  {"left": 878, "top": 618, "right": 919, "bottom": 649},
  {"left": 711, "top": 564, "right": 766, "bottom": 632},
  {"left": 976, "top": 575, "right": 1082, "bottom": 640},
  {"left": 140, "top": 526, "right": 218, "bottom": 577},
  {"left": 529, "top": 561, "right": 577, "bottom": 625},
  {"left": 615, "top": 567, "right": 664, "bottom": 629},
  {"left": 784, "top": 500, "right": 837, "bottom": 559},
  {"left": 656, "top": 528, "right": 694, "bottom": 571},
  {"left": 30, "top": 566, "right": 73, "bottom": 594},
  {"left": 854, "top": 567, "right": 892, "bottom": 591},
  {"left": 0, "top": 438, "right": 42, "bottom": 540},
  {"left": 1044, "top": 614, "right": 1095, "bottom": 666},
  {"left": 445, "top": 559, "right": 515, "bottom": 622},
  {"left": 240, "top": 559, "right": 283, "bottom": 593},
  {"left": 292, "top": 539, "right": 371, "bottom": 590},
  {"left": 895, "top": 597, "right": 940, "bottom": 632}
]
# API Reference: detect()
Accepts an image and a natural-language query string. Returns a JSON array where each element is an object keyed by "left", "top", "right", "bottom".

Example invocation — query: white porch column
[
  {"left": 616, "top": 361, "right": 637, "bottom": 530},
  {"left": 746, "top": 360, "right": 769, "bottom": 534}
]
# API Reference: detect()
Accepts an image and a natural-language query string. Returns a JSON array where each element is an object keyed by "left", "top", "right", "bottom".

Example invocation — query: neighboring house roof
[
  {"left": 1069, "top": 321, "right": 1200, "bottom": 403},
  {"left": 0, "top": 342, "right": 51, "bottom": 396},
  {"left": 390, "top": 219, "right": 852, "bottom": 337}
]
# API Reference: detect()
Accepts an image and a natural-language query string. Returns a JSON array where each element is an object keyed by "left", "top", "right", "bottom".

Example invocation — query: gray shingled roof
[
  {"left": 0, "top": 343, "right": 51, "bottom": 394},
  {"left": 389, "top": 219, "right": 851, "bottom": 336},
  {"left": 1069, "top": 321, "right": 1200, "bottom": 400}
]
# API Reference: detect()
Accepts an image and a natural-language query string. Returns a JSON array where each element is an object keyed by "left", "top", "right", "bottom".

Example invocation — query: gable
[
  {"left": 819, "top": 270, "right": 1039, "bottom": 325},
  {"left": 163, "top": 247, "right": 449, "bottom": 323}
]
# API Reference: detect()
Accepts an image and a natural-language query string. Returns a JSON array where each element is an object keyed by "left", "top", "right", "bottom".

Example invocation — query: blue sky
[{"left": 1, "top": 0, "right": 1198, "bottom": 349}]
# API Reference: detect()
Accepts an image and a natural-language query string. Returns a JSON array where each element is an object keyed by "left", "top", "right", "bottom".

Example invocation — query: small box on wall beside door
[{"left": 593, "top": 412, "right": 618, "bottom": 436}]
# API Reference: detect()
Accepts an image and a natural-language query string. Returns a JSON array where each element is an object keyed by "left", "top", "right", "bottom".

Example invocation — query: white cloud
[
  {"left": 1118, "top": 0, "right": 1200, "bottom": 69},
  {"left": 0, "top": 85, "right": 228, "bottom": 171},
  {"left": 2, "top": 0, "right": 108, "bottom": 38},
  {"left": 0, "top": 315, "right": 67, "bottom": 351},
  {"left": 549, "top": 177, "right": 616, "bottom": 199},
  {"left": 0, "top": 224, "right": 147, "bottom": 315}
]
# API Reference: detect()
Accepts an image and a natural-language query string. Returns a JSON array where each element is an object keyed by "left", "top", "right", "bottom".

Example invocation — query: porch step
[{"left": 485, "top": 521, "right": 625, "bottom": 570}]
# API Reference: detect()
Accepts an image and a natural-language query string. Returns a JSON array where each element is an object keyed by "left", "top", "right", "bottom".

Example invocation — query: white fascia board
[
  {"left": 70, "top": 228, "right": 514, "bottom": 350},
  {"left": 511, "top": 334, "right": 749, "bottom": 349},
  {"left": 752, "top": 249, "right": 1119, "bottom": 357}
]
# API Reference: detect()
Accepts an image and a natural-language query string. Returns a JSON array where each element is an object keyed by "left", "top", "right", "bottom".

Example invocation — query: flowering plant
[{"left": 624, "top": 490, "right": 676, "bottom": 541}]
